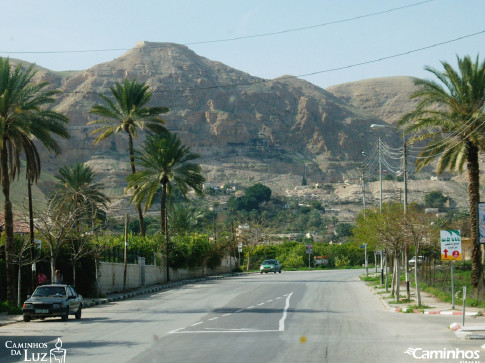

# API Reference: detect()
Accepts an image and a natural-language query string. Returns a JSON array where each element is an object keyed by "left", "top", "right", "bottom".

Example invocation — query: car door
[{"left": 67, "top": 287, "right": 79, "bottom": 312}]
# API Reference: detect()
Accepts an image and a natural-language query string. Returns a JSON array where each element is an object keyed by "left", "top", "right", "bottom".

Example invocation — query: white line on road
[
  {"left": 275, "top": 297, "right": 282, "bottom": 300},
  {"left": 172, "top": 330, "right": 281, "bottom": 334},
  {"left": 222, "top": 313, "right": 231, "bottom": 317},
  {"left": 278, "top": 292, "right": 293, "bottom": 331},
  {"left": 257, "top": 303, "right": 264, "bottom": 306},
  {"left": 235, "top": 309, "right": 244, "bottom": 313},
  {"left": 266, "top": 300, "right": 273, "bottom": 303},
  {"left": 247, "top": 306, "right": 255, "bottom": 309},
  {"left": 209, "top": 317, "right": 219, "bottom": 321},
  {"left": 190, "top": 322, "right": 203, "bottom": 326}
]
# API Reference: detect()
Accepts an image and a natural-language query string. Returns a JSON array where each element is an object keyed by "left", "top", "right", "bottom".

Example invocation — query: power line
[{"left": 0, "top": 1, "right": 436, "bottom": 55}]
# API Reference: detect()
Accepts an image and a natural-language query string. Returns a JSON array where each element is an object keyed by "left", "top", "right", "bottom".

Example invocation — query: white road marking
[
  {"left": 169, "top": 292, "right": 294, "bottom": 334},
  {"left": 278, "top": 292, "right": 293, "bottom": 331},
  {"left": 172, "top": 329, "right": 280, "bottom": 334},
  {"left": 168, "top": 328, "right": 184, "bottom": 334}
]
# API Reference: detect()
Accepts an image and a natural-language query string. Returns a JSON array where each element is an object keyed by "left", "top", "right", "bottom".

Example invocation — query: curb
[
  {"left": 369, "top": 285, "right": 484, "bottom": 316},
  {"left": 83, "top": 272, "right": 242, "bottom": 308}
]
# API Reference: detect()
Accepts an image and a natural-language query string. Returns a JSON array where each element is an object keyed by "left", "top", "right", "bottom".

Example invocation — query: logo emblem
[{"left": 50, "top": 338, "right": 67, "bottom": 363}]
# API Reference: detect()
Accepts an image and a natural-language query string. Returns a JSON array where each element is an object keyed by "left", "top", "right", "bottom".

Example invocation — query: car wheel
[
  {"left": 40, "top": 317, "right": 45, "bottom": 320},
  {"left": 260, "top": 271, "right": 263, "bottom": 274},
  {"left": 61, "top": 308, "right": 69, "bottom": 321},
  {"left": 75, "top": 306, "right": 82, "bottom": 320},
  {"left": 279, "top": 270, "right": 281, "bottom": 273},
  {"left": 23, "top": 315, "right": 30, "bottom": 322},
  {"left": 274, "top": 271, "right": 276, "bottom": 273}
]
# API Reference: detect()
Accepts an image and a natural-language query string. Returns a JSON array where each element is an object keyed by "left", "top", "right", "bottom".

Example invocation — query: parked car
[
  {"left": 409, "top": 256, "right": 424, "bottom": 266},
  {"left": 22, "top": 284, "right": 83, "bottom": 322},
  {"left": 260, "top": 259, "right": 282, "bottom": 274}
]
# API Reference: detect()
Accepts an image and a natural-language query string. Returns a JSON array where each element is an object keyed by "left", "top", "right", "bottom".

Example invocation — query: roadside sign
[
  {"left": 478, "top": 202, "right": 485, "bottom": 243},
  {"left": 314, "top": 256, "right": 328, "bottom": 265},
  {"left": 306, "top": 244, "right": 313, "bottom": 254},
  {"left": 440, "top": 230, "right": 462, "bottom": 261},
  {"left": 238, "top": 243, "right": 243, "bottom": 253}
]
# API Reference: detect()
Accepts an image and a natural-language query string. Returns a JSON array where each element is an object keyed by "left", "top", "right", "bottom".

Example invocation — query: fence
[{"left": 98, "top": 254, "right": 236, "bottom": 295}]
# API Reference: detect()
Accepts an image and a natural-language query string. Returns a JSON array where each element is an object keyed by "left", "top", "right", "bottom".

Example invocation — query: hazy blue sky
[{"left": 1, "top": 0, "right": 484, "bottom": 88}]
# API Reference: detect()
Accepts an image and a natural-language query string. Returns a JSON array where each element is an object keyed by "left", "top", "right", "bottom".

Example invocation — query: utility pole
[
  {"left": 403, "top": 132, "right": 410, "bottom": 300},
  {"left": 123, "top": 214, "right": 128, "bottom": 292}
]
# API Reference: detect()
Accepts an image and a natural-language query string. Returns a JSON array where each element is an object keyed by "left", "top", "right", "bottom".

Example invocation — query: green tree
[
  {"left": 127, "top": 132, "right": 205, "bottom": 281},
  {"left": 398, "top": 55, "right": 485, "bottom": 294},
  {"left": 0, "top": 58, "right": 69, "bottom": 305},
  {"left": 424, "top": 190, "right": 448, "bottom": 209},
  {"left": 50, "top": 163, "right": 110, "bottom": 230},
  {"left": 89, "top": 79, "right": 169, "bottom": 236},
  {"left": 168, "top": 203, "right": 204, "bottom": 236}
]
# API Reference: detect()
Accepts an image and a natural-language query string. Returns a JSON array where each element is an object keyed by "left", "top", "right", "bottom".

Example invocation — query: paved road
[{"left": 0, "top": 270, "right": 483, "bottom": 362}]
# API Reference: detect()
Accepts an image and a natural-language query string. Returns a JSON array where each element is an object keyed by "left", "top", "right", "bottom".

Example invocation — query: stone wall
[{"left": 98, "top": 255, "right": 236, "bottom": 295}]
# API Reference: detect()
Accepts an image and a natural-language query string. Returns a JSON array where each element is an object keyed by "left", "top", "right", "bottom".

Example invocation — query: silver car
[{"left": 22, "top": 284, "right": 83, "bottom": 322}]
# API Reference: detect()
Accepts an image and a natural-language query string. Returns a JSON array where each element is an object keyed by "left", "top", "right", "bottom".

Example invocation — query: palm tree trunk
[
  {"left": 161, "top": 181, "right": 169, "bottom": 282},
  {"left": 128, "top": 133, "right": 145, "bottom": 237},
  {"left": 1, "top": 147, "right": 16, "bottom": 305},
  {"left": 467, "top": 144, "right": 485, "bottom": 296},
  {"left": 27, "top": 174, "right": 35, "bottom": 293}
]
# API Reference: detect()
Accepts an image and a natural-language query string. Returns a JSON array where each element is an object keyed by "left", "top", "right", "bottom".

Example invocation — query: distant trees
[
  {"left": 424, "top": 191, "right": 449, "bottom": 209},
  {"left": 228, "top": 183, "right": 271, "bottom": 212}
]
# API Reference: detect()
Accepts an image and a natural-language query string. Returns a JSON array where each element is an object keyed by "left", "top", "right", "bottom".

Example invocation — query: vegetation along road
[{"left": 1, "top": 269, "right": 482, "bottom": 363}]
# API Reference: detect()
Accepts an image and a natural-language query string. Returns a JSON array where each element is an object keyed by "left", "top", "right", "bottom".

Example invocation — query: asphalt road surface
[{"left": 1, "top": 269, "right": 483, "bottom": 362}]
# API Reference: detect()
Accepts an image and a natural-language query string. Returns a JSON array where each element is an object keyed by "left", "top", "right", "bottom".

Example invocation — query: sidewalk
[
  {"left": 0, "top": 272, "right": 241, "bottom": 327},
  {"left": 367, "top": 275, "right": 485, "bottom": 317}
]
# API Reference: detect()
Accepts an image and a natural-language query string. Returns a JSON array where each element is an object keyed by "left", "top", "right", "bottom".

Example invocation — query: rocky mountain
[{"left": 11, "top": 41, "right": 452, "bottom": 213}]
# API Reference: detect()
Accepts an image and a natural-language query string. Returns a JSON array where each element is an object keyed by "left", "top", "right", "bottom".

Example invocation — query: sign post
[
  {"left": 238, "top": 243, "right": 242, "bottom": 268},
  {"left": 440, "top": 230, "right": 462, "bottom": 309},
  {"left": 306, "top": 244, "right": 313, "bottom": 268}
]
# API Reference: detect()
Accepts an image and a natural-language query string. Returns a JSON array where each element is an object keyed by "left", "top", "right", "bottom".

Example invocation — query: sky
[{"left": 1, "top": 0, "right": 485, "bottom": 89}]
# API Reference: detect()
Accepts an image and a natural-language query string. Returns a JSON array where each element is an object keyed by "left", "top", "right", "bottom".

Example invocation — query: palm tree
[
  {"left": 127, "top": 132, "right": 205, "bottom": 281},
  {"left": 50, "top": 162, "right": 110, "bottom": 228},
  {"left": 398, "top": 55, "right": 485, "bottom": 295},
  {"left": 168, "top": 203, "right": 204, "bottom": 236},
  {"left": 0, "top": 58, "right": 70, "bottom": 305},
  {"left": 89, "top": 79, "right": 169, "bottom": 236}
]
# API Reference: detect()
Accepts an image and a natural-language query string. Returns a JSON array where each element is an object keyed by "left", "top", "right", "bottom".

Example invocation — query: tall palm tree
[
  {"left": 50, "top": 162, "right": 110, "bottom": 228},
  {"left": 89, "top": 79, "right": 169, "bottom": 236},
  {"left": 127, "top": 132, "right": 205, "bottom": 281},
  {"left": 398, "top": 55, "right": 485, "bottom": 294},
  {"left": 0, "top": 58, "right": 70, "bottom": 305}
]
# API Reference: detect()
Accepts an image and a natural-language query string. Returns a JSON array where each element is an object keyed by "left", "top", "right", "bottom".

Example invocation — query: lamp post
[{"left": 370, "top": 123, "right": 409, "bottom": 296}]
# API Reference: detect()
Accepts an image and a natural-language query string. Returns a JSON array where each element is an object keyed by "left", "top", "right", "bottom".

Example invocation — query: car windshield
[
  {"left": 32, "top": 286, "right": 66, "bottom": 297},
  {"left": 262, "top": 260, "right": 276, "bottom": 265}
]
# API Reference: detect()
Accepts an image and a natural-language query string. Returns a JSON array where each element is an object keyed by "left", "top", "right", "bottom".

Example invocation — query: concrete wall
[{"left": 98, "top": 255, "right": 236, "bottom": 295}]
